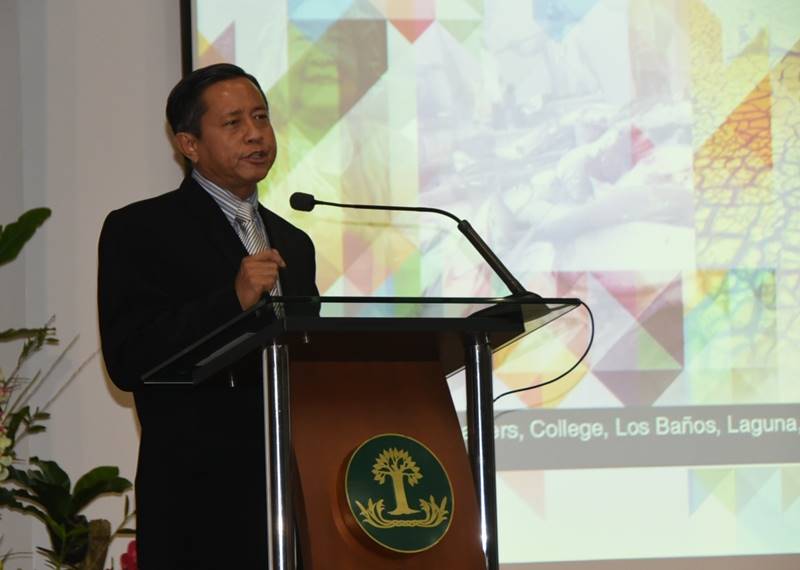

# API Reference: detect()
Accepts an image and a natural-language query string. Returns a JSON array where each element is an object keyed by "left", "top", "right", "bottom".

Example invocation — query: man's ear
[{"left": 174, "top": 132, "right": 199, "bottom": 164}]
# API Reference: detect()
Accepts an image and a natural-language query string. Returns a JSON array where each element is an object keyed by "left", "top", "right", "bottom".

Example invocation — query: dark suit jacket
[{"left": 98, "top": 176, "right": 318, "bottom": 569}]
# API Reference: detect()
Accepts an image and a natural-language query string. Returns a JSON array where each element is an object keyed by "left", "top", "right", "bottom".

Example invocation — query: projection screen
[{"left": 187, "top": 1, "right": 800, "bottom": 567}]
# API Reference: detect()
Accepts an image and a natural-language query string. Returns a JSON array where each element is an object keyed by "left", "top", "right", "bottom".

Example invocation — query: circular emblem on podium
[{"left": 344, "top": 433, "right": 454, "bottom": 553}]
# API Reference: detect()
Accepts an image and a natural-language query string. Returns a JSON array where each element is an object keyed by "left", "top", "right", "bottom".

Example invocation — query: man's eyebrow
[{"left": 221, "top": 105, "right": 267, "bottom": 116}]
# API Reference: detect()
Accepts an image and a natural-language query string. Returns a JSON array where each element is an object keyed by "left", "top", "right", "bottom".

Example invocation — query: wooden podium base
[{"left": 291, "top": 359, "right": 486, "bottom": 569}]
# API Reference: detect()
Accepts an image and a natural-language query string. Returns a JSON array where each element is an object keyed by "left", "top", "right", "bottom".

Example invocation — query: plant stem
[
  {"left": 42, "top": 350, "right": 97, "bottom": 413},
  {"left": 13, "top": 335, "right": 79, "bottom": 414},
  {"left": 5, "top": 369, "right": 41, "bottom": 416}
]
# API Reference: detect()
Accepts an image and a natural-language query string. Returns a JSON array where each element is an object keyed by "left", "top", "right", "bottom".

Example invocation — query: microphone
[
  {"left": 289, "top": 192, "right": 535, "bottom": 297},
  {"left": 289, "top": 192, "right": 315, "bottom": 212}
]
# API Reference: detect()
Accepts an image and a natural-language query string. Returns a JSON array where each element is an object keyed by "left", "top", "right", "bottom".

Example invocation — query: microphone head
[{"left": 290, "top": 192, "right": 316, "bottom": 212}]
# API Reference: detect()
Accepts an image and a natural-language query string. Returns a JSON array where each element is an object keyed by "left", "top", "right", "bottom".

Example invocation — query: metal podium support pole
[
  {"left": 464, "top": 333, "right": 499, "bottom": 570},
  {"left": 263, "top": 341, "right": 294, "bottom": 570}
]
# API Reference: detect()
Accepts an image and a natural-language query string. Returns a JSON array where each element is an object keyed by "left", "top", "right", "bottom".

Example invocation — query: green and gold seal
[{"left": 344, "top": 433, "right": 454, "bottom": 553}]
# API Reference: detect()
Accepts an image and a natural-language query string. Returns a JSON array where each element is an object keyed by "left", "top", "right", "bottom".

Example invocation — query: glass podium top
[
  {"left": 143, "top": 295, "right": 581, "bottom": 385},
  {"left": 288, "top": 295, "right": 572, "bottom": 318},
  {"left": 264, "top": 295, "right": 578, "bottom": 332}
]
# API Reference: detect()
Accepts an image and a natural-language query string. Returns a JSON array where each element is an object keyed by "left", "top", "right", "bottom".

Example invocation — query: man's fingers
[
  {"left": 235, "top": 252, "right": 284, "bottom": 310},
  {"left": 248, "top": 248, "right": 286, "bottom": 267},
  {"left": 238, "top": 262, "right": 280, "bottom": 284}
]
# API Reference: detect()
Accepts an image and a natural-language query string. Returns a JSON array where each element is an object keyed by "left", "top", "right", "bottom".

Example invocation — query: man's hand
[{"left": 235, "top": 249, "right": 286, "bottom": 310}]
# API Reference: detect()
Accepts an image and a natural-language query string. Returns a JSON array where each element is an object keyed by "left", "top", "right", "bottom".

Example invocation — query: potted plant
[{"left": 0, "top": 209, "right": 135, "bottom": 570}]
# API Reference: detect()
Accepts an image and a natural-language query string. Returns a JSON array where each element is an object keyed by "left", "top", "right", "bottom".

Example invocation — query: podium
[{"left": 143, "top": 296, "right": 580, "bottom": 569}]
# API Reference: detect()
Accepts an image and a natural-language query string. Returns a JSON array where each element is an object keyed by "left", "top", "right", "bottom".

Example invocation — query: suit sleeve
[
  {"left": 298, "top": 231, "right": 321, "bottom": 312},
  {"left": 97, "top": 209, "right": 243, "bottom": 392},
  {"left": 276, "top": 222, "right": 320, "bottom": 317}
]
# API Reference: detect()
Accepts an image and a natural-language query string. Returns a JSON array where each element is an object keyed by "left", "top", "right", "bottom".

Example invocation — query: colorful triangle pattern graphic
[
  {"left": 390, "top": 19, "right": 435, "bottom": 43},
  {"left": 689, "top": 466, "right": 787, "bottom": 515},
  {"left": 532, "top": 0, "right": 601, "bottom": 41},
  {"left": 198, "top": 22, "right": 236, "bottom": 67},
  {"left": 589, "top": 272, "right": 685, "bottom": 405},
  {"left": 781, "top": 466, "right": 800, "bottom": 511},
  {"left": 499, "top": 470, "right": 547, "bottom": 518}
]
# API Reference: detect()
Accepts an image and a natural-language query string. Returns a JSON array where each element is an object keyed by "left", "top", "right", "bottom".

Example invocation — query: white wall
[
  {"left": 5, "top": 1, "right": 183, "bottom": 567},
  {"left": 0, "top": 0, "right": 33, "bottom": 562},
  {"left": 0, "top": 3, "right": 24, "bottom": 380}
]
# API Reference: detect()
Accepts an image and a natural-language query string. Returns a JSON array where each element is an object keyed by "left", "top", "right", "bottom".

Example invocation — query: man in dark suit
[{"left": 98, "top": 64, "right": 319, "bottom": 569}]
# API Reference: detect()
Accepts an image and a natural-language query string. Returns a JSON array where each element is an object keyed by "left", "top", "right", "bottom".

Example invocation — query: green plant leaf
[
  {"left": 7, "top": 464, "right": 32, "bottom": 486},
  {"left": 2, "top": 486, "right": 39, "bottom": 503},
  {"left": 19, "top": 479, "right": 72, "bottom": 522},
  {"left": 5, "top": 406, "right": 30, "bottom": 444},
  {"left": 29, "top": 458, "right": 71, "bottom": 490},
  {"left": 62, "top": 525, "right": 89, "bottom": 540},
  {"left": 49, "top": 521, "right": 67, "bottom": 542},
  {"left": 71, "top": 466, "right": 132, "bottom": 515},
  {"left": 0, "top": 208, "right": 51, "bottom": 266},
  {"left": 0, "top": 327, "right": 52, "bottom": 342},
  {"left": 14, "top": 460, "right": 73, "bottom": 521},
  {"left": 0, "top": 487, "right": 50, "bottom": 526},
  {"left": 57, "top": 518, "right": 90, "bottom": 565},
  {"left": 0, "top": 486, "right": 25, "bottom": 510},
  {"left": 35, "top": 546, "right": 62, "bottom": 570},
  {"left": 33, "top": 410, "right": 51, "bottom": 421}
]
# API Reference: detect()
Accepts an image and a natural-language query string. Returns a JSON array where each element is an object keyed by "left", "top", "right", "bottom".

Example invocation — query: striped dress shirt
[{"left": 191, "top": 169, "right": 283, "bottom": 299}]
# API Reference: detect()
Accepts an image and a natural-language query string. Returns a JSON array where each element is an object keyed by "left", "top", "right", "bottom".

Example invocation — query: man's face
[{"left": 180, "top": 77, "right": 277, "bottom": 198}]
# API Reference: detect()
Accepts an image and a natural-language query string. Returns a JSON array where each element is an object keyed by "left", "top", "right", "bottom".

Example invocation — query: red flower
[{"left": 120, "top": 540, "right": 137, "bottom": 570}]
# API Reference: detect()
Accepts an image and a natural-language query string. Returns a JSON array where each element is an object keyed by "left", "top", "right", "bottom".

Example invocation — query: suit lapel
[
  {"left": 174, "top": 177, "right": 298, "bottom": 295},
  {"left": 258, "top": 204, "right": 294, "bottom": 296},
  {"left": 176, "top": 176, "right": 247, "bottom": 273}
]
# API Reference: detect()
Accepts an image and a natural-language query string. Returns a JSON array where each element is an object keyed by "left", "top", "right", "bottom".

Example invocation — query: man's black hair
[{"left": 166, "top": 63, "right": 268, "bottom": 137}]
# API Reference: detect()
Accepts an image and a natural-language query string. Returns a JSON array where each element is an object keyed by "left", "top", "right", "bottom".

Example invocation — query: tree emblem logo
[{"left": 345, "top": 434, "right": 454, "bottom": 553}]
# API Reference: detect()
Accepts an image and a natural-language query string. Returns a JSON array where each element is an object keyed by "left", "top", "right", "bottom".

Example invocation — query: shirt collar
[{"left": 191, "top": 169, "right": 259, "bottom": 225}]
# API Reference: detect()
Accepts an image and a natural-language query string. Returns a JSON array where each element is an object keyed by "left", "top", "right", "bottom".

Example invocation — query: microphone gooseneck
[
  {"left": 288, "top": 192, "right": 533, "bottom": 297},
  {"left": 455, "top": 220, "right": 527, "bottom": 296}
]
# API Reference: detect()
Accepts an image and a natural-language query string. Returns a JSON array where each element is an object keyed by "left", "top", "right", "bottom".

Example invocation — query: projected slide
[{"left": 190, "top": 0, "right": 800, "bottom": 566}]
